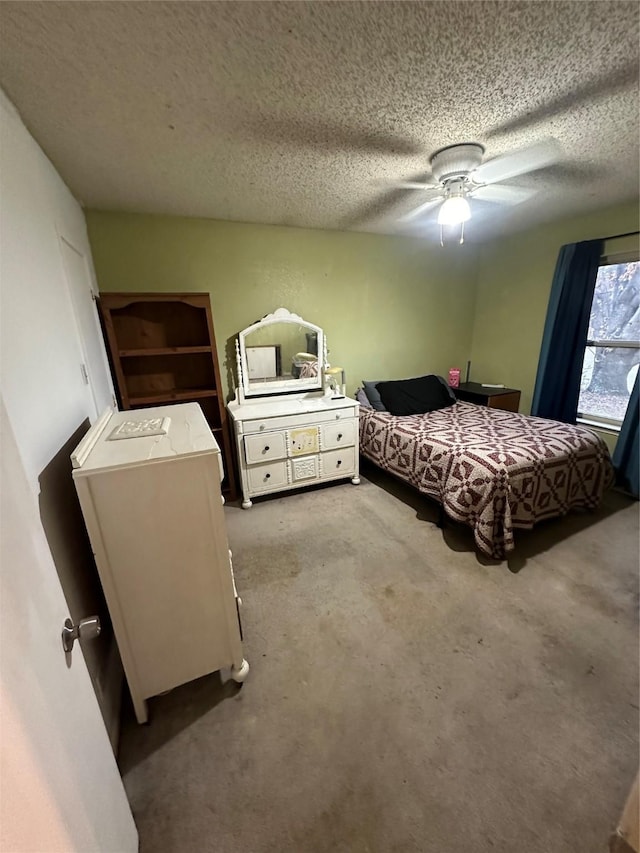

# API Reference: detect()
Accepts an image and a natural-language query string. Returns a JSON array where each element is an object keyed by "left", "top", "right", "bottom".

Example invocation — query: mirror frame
[{"left": 236, "top": 307, "right": 325, "bottom": 398}]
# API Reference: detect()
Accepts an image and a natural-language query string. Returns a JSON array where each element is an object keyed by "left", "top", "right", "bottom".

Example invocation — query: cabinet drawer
[
  {"left": 244, "top": 431, "right": 286, "bottom": 464},
  {"left": 321, "top": 419, "right": 356, "bottom": 450},
  {"left": 247, "top": 460, "right": 288, "bottom": 492},
  {"left": 487, "top": 391, "right": 521, "bottom": 413},
  {"left": 288, "top": 426, "right": 320, "bottom": 456},
  {"left": 242, "top": 406, "right": 357, "bottom": 434},
  {"left": 321, "top": 447, "right": 355, "bottom": 478},
  {"left": 289, "top": 455, "right": 319, "bottom": 482}
]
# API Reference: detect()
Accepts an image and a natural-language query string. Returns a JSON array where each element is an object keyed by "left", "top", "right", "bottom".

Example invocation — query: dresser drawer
[
  {"left": 244, "top": 431, "right": 286, "bottom": 464},
  {"left": 247, "top": 460, "right": 288, "bottom": 493},
  {"left": 289, "top": 455, "right": 319, "bottom": 483},
  {"left": 288, "top": 426, "right": 320, "bottom": 456},
  {"left": 321, "top": 419, "right": 356, "bottom": 450},
  {"left": 321, "top": 447, "right": 356, "bottom": 478},
  {"left": 242, "top": 406, "right": 357, "bottom": 434}
]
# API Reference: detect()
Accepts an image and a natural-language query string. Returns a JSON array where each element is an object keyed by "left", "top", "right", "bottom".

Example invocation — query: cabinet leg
[
  {"left": 241, "top": 499, "right": 253, "bottom": 509},
  {"left": 230, "top": 658, "right": 250, "bottom": 683},
  {"left": 351, "top": 476, "right": 360, "bottom": 485}
]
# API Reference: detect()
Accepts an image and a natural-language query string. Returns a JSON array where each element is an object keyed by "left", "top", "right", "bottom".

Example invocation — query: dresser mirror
[{"left": 236, "top": 308, "right": 325, "bottom": 399}]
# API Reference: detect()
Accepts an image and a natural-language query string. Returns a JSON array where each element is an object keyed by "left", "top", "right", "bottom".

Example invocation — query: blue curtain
[
  {"left": 613, "top": 372, "right": 639, "bottom": 498},
  {"left": 531, "top": 239, "right": 603, "bottom": 422}
]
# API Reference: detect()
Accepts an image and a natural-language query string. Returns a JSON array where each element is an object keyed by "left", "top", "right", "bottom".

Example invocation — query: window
[{"left": 577, "top": 256, "right": 640, "bottom": 428}]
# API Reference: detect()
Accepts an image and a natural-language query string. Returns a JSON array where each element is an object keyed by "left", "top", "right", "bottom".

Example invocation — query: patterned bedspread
[{"left": 359, "top": 402, "right": 614, "bottom": 558}]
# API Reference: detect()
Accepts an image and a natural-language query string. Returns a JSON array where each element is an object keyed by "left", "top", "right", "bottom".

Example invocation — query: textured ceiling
[{"left": 0, "top": 1, "right": 638, "bottom": 242}]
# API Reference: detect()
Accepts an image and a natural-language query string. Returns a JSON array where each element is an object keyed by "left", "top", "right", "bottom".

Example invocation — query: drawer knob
[
  {"left": 264, "top": 445, "right": 270, "bottom": 452},
  {"left": 265, "top": 472, "right": 271, "bottom": 480},
  {"left": 337, "top": 459, "right": 342, "bottom": 466},
  {"left": 259, "top": 424, "right": 265, "bottom": 431},
  {"left": 337, "top": 433, "right": 343, "bottom": 440},
  {"left": 335, "top": 414, "right": 341, "bottom": 419}
]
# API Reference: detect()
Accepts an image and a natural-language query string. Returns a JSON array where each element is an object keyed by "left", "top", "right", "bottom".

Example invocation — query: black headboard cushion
[{"left": 376, "top": 375, "right": 456, "bottom": 416}]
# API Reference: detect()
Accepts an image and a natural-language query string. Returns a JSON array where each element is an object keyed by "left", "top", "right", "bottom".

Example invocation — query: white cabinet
[
  {"left": 229, "top": 307, "right": 360, "bottom": 508},
  {"left": 228, "top": 395, "right": 360, "bottom": 508},
  {"left": 71, "top": 403, "right": 248, "bottom": 724}
]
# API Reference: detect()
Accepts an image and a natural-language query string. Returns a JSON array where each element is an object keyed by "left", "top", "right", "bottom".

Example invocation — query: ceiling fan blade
[
  {"left": 339, "top": 187, "right": 415, "bottom": 229},
  {"left": 391, "top": 181, "right": 439, "bottom": 190},
  {"left": 474, "top": 139, "right": 561, "bottom": 185},
  {"left": 472, "top": 184, "right": 536, "bottom": 206},
  {"left": 486, "top": 62, "right": 639, "bottom": 138},
  {"left": 246, "top": 117, "right": 422, "bottom": 156},
  {"left": 398, "top": 196, "right": 443, "bottom": 223}
]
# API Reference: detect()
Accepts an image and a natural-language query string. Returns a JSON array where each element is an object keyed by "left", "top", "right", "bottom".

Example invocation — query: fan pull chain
[{"left": 439, "top": 221, "right": 465, "bottom": 247}]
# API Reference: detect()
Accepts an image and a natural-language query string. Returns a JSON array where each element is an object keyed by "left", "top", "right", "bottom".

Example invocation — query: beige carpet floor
[{"left": 118, "top": 463, "right": 639, "bottom": 853}]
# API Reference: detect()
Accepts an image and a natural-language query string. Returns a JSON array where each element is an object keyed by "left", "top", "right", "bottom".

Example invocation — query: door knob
[{"left": 61, "top": 615, "right": 101, "bottom": 653}]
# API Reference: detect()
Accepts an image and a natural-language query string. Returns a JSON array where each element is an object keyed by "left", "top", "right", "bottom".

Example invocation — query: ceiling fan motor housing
[{"left": 430, "top": 143, "right": 485, "bottom": 183}]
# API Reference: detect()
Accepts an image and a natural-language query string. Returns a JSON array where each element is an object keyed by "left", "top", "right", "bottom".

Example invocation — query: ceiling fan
[{"left": 391, "top": 138, "right": 562, "bottom": 242}]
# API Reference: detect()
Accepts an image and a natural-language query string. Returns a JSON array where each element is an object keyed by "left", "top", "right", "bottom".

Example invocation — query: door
[
  {"left": 59, "top": 234, "right": 114, "bottom": 419},
  {"left": 0, "top": 399, "right": 137, "bottom": 852}
]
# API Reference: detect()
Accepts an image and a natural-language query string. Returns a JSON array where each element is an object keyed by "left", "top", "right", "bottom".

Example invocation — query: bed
[{"left": 359, "top": 400, "right": 614, "bottom": 559}]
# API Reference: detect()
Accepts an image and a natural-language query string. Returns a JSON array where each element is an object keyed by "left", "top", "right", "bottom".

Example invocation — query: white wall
[
  {"left": 0, "top": 87, "right": 113, "bottom": 489},
  {"left": 0, "top": 85, "right": 125, "bottom": 736},
  {"left": 0, "top": 89, "right": 136, "bottom": 850}
]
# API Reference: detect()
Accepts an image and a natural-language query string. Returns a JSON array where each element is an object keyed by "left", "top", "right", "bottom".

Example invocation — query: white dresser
[
  {"left": 227, "top": 307, "right": 360, "bottom": 508},
  {"left": 71, "top": 403, "right": 248, "bottom": 724},
  {"left": 228, "top": 393, "right": 360, "bottom": 508}
]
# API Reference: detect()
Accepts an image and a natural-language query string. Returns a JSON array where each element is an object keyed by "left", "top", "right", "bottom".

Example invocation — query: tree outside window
[{"left": 578, "top": 260, "right": 640, "bottom": 425}]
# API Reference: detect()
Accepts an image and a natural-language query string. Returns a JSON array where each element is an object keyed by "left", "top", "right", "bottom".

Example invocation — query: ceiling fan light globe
[{"left": 437, "top": 196, "right": 471, "bottom": 225}]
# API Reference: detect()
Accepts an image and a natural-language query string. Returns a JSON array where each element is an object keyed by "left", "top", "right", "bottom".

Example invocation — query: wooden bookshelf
[{"left": 98, "top": 292, "right": 237, "bottom": 499}]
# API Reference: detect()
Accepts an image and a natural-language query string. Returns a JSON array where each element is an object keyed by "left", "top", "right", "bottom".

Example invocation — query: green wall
[
  {"left": 86, "top": 202, "right": 638, "bottom": 451},
  {"left": 469, "top": 200, "right": 639, "bottom": 450},
  {"left": 86, "top": 212, "right": 479, "bottom": 401}
]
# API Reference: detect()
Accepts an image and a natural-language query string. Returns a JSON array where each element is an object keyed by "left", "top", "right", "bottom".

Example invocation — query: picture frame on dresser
[{"left": 227, "top": 308, "right": 360, "bottom": 508}]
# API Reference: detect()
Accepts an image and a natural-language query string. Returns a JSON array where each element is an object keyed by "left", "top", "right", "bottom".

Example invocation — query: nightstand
[{"left": 454, "top": 382, "right": 521, "bottom": 412}]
